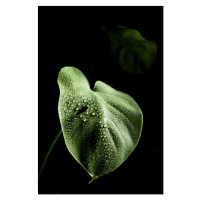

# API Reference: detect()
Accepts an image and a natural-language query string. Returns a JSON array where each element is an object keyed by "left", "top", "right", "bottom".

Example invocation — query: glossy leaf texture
[
  {"left": 103, "top": 26, "right": 157, "bottom": 74},
  {"left": 58, "top": 67, "right": 143, "bottom": 182}
]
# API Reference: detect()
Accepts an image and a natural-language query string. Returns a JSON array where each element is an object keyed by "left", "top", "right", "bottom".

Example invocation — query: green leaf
[
  {"left": 105, "top": 27, "right": 157, "bottom": 74},
  {"left": 58, "top": 67, "right": 143, "bottom": 182}
]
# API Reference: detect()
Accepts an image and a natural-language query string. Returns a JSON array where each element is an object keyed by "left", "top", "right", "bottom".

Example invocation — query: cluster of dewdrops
[{"left": 58, "top": 91, "right": 105, "bottom": 120}]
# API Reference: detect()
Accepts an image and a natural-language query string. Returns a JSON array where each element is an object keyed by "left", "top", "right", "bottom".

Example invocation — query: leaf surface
[{"left": 58, "top": 67, "right": 143, "bottom": 181}]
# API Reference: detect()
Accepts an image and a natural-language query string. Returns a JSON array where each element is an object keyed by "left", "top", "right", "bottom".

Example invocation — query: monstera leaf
[
  {"left": 103, "top": 26, "right": 157, "bottom": 74},
  {"left": 58, "top": 67, "right": 143, "bottom": 183}
]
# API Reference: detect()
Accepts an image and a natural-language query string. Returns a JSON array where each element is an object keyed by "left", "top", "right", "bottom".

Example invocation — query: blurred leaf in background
[{"left": 101, "top": 26, "right": 157, "bottom": 74}]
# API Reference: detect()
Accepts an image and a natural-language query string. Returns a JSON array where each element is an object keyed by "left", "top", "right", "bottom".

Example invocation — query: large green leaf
[
  {"left": 58, "top": 67, "right": 143, "bottom": 183},
  {"left": 104, "top": 27, "right": 157, "bottom": 74}
]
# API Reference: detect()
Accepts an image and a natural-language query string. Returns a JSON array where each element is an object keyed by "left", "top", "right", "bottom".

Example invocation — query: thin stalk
[
  {"left": 88, "top": 176, "right": 98, "bottom": 184},
  {"left": 38, "top": 128, "right": 62, "bottom": 178}
]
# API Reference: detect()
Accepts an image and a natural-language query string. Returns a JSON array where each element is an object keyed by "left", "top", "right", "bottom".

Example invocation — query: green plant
[{"left": 57, "top": 67, "right": 143, "bottom": 183}]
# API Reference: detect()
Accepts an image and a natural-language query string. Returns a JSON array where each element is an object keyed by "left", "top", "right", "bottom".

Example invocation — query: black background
[{"left": 38, "top": 6, "right": 163, "bottom": 194}]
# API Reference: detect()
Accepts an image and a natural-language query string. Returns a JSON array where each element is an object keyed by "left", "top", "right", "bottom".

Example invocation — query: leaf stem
[
  {"left": 88, "top": 176, "right": 98, "bottom": 184},
  {"left": 38, "top": 128, "right": 62, "bottom": 178}
]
